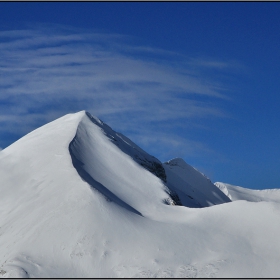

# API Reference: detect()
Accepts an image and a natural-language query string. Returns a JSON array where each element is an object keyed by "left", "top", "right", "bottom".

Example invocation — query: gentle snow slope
[
  {"left": 0, "top": 111, "right": 280, "bottom": 278},
  {"left": 215, "top": 182, "right": 280, "bottom": 203}
]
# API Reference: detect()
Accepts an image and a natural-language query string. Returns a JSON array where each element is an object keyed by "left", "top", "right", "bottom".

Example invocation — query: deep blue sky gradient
[{"left": 0, "top": 2, "right": 280, "bottom": 189}]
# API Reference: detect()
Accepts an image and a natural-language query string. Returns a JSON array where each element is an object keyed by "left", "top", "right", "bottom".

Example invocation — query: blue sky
[{"left": 0, "top": 2, "right": 280, "bottom": 190}]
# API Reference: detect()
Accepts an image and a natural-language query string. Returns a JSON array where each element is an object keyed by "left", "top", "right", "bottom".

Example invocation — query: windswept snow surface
[{"left": 0, "top": 111, "right": 280, "bottom": 278}]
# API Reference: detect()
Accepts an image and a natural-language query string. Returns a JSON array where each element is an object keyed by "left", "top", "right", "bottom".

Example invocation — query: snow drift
[{"left": 0, "top": 111, "right": 280, "bottom": 278}]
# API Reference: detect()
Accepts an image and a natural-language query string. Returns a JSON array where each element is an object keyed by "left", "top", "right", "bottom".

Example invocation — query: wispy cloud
[{"left": 0, "top": 25, "right": 237, "bottom": 160}]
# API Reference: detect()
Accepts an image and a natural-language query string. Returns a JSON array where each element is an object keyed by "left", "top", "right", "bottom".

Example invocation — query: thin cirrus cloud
[{"left": 0, "top": 25, "right": 235, "bottom": 160}]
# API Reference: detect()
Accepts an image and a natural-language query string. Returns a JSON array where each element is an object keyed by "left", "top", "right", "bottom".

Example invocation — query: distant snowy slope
[
  {"left": 215, "top": 182, "right": 280, "bottom": 203},
  {"left": 1, "top": 111, "right": 280, "bottom": 278}
]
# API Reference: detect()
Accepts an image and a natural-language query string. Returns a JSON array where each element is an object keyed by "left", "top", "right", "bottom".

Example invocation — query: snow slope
[
  {"left": 0, "top": 111, "right": 280, "bottom": 278},
  {"left": 215, "top": 181, "right": 280, "bottom": 203}
]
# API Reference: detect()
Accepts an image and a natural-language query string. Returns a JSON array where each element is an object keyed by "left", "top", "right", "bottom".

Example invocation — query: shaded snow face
[{"left": 163, "top": 158, "right": 231, "bottom": 208}]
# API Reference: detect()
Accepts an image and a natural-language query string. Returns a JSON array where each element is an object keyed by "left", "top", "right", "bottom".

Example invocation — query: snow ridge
[{"left": 85, "top": 112, "right": 167, "bottom": 183}]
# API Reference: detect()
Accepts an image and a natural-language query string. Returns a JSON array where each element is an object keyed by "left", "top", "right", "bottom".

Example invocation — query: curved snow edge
[
  {"left": 69, "top": 134, "right": 143, "bottom": 216},
  {"left": 68, "top": 112, "right": 144, "bottom": 216}
]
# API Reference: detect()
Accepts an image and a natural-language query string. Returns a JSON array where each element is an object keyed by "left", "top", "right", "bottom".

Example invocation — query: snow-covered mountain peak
[
  {"left": 1, "top": 111, "right": 280, "bottom": 278},
  {"left": 0, "top": 110, "right": 230, "bottom": 212}
]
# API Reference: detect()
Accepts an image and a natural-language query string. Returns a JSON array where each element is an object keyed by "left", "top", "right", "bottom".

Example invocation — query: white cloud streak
[{"left": 0, "top": 26, "right": 235, "bottom": 160}]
